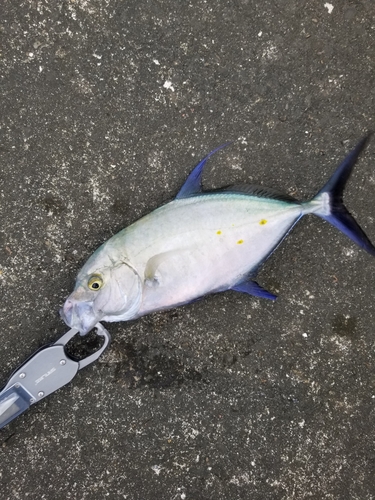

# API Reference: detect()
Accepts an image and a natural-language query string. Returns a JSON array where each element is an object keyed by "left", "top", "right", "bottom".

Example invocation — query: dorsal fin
[
  {"left": 176, "top": 143, "right": 232, "bottom": 199},
  {"left": 222, "top": 184, "right": 298, "bottom": 203}
]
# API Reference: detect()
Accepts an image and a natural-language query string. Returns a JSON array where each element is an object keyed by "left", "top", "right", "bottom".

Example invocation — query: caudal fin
[{"left": 306, "top": 134, "right": 375, "bottom": 256}]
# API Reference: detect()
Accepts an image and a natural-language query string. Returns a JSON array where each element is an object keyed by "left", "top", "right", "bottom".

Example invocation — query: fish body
[{"left": 62, "top": 137, "right": 375, "bottom": 335}]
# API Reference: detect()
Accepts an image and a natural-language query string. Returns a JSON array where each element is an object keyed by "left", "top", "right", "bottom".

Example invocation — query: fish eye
[{"left": 88, "top": 275, "right": 103, "bottom": 291}]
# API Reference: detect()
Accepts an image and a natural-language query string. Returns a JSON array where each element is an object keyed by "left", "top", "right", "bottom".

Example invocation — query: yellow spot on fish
[
  {"left": 237, "top": 239, "right": 244, "bottom": 245},
  {"left": 259, "top": 219, "right": 268, "bottom": 225},
  {"left": 216, "top": 230, "right": 222, "bottom": 235}
]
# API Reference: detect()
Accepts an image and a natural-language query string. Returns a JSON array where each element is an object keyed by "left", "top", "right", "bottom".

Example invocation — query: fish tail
[{"left": 302, "top": 134, "right": 375, "bottom": 256}]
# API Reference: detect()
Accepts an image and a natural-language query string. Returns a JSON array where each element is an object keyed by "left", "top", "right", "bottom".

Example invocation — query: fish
[{"left": 61, "top": 136, "right": 375, "bottom": 335}]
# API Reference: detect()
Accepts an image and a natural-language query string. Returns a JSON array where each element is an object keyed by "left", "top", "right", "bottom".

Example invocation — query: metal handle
[
  {"left": 0, "top": 323, "right": 111, "bottom": 430},
  {"left": 78, "top": 323, "right": 111, "bottom": 369}
]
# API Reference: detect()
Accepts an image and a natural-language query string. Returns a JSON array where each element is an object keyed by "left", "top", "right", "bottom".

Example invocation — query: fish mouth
[{"left": 60, "top": 299, "right": 103, "bottom": 336}]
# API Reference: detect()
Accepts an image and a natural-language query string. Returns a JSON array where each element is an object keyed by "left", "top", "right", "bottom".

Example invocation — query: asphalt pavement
[{"left": 1, "top": 1, "right": 375, "bottom": 499}]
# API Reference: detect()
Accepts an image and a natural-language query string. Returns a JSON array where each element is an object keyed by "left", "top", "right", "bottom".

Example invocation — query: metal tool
[{"left": 0, "top": 323, "right": 111, "bottom": 429}]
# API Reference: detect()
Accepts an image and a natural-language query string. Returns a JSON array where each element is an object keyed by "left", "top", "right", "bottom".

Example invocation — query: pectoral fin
[
  {"left": 231, "top": 280, "right": 277, "bottom": 300},
  {"left": 144, "top": 250, "right": 184, "bottom": 287},
  {"left": 144, "top": 253, "right": 165, "bottom": 286}
]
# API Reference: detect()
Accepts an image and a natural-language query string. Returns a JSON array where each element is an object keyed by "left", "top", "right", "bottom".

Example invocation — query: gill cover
[{"left": 96, "top": 262, "right": 142, "bottom": 320}]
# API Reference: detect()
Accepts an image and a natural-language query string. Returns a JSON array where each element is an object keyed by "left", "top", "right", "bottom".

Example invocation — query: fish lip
[{"left": 60, "top": 299, "right": 103, "bottom": 336}]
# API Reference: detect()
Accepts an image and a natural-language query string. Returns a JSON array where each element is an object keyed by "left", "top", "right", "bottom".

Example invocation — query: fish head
[{"left": 61, "top": 250, "right": 142, "bottom": 335}]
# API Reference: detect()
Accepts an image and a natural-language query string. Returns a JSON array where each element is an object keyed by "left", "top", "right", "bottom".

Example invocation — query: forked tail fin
[{"left": 304, "top": 134, "right": 375, "bottom": 256}]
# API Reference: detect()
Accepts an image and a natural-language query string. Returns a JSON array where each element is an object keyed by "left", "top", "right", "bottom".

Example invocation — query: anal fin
[{"left": 231, "top": 280, "right": 277, "bottom": 300}]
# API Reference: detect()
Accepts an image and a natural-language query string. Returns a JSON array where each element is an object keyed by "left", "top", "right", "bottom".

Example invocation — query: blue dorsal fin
[
  {"left": 176, "top": 143, "right": 232, "bottom": 199},
  {"left": 231, "top": 280, "right": 277, "bottom": 300}
]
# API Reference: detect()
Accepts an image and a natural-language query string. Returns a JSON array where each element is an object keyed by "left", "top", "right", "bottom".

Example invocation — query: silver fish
[{"left": 61, "top": 137, "right": 374, "bottom": 335}]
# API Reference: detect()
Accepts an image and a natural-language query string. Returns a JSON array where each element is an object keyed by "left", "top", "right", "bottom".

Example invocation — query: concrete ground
[{"left": 1, "top": 1, "right": 375, "bottom": 499}]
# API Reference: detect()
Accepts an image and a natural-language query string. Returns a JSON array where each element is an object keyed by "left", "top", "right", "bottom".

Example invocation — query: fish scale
[{"left": 123, "top": 196, "right": 298, "bottom": 269}]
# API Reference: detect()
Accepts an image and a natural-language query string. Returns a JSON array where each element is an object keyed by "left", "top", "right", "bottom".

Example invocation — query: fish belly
[{"left": 111, "top": 194, "right": 302, "bottom": 316}]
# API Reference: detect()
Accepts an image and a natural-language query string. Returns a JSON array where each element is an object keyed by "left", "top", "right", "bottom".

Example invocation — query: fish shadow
[{"left": 103, "top": 338, "right": 207, "bottom": 390}]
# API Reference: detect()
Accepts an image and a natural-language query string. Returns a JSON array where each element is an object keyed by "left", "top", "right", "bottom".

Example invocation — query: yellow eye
[{"left": 88, "top": 275, "right": 103, "bottom": 291}]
